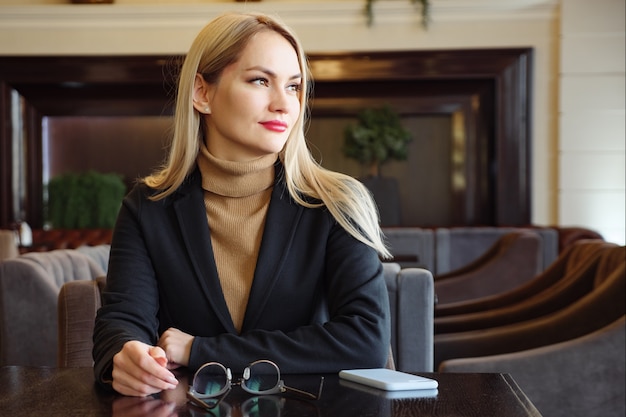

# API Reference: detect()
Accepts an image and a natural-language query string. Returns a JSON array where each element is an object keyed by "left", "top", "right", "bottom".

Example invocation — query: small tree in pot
[{"left": 343, "top": 105, "right": 412, "bottom": 225}]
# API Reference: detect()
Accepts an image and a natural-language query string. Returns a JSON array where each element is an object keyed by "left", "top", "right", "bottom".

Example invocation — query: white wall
[
  {"left": 559, "top": 0, "right": 625, "bottom": 245},
  {"left": 3, "top": 0, "right": 622, "bottom": 244}
]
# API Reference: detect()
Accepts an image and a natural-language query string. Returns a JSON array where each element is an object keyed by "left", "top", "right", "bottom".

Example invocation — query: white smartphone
[
  {"left": 339, "top": 368, "right": 439, "bottom": 391},
  {"left": 339, "top": 378, "right": 438, "bottom": 399}
]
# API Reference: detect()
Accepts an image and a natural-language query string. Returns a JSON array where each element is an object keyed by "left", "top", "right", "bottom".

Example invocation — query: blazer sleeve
[
  {"left": 187, "top": 219, "right": 391, "bottom": 374},
  {"left": 92, "top": 185, "right": 161, "bottom": 389}
]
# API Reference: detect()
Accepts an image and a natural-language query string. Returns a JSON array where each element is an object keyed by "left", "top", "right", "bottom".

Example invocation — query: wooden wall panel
[{"left": 0, "top": 49, "right": 532, "bottom": 229}]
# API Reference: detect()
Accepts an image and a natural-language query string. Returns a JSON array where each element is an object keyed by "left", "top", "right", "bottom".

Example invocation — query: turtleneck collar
[{"left": 197, "top": 141, "right": 277, "bottom": 198}]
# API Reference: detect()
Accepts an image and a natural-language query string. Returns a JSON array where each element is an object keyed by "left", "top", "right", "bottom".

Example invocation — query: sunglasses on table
[{"left": 186, "top": 359, "right": 324, "bottom": 412}]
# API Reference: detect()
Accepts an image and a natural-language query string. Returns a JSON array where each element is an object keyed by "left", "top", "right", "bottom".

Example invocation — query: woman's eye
[
  {"left": 251, "top": 78, "right": 269, "bottom": 86},
  {"left": 287, "top": 83, "right": 302, "bottom": 93}
]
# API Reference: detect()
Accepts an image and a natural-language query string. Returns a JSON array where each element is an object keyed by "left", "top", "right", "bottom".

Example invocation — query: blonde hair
[{"left": 144, "top": 12, "right": 390, "bottom": 258}]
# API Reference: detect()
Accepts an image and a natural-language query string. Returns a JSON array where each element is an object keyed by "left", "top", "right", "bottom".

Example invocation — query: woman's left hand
[{"left": 157, "top": 328, "right": 194, "bottom": 369}]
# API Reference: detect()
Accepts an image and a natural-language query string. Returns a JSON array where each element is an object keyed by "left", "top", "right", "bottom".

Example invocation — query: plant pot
[{"left": 361, "top": 176, "right": 401, "bottom": 227}]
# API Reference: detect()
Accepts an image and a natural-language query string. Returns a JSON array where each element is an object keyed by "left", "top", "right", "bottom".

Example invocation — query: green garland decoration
[{"left": 365, "top": 0, "right": 431, "bottom": 28}]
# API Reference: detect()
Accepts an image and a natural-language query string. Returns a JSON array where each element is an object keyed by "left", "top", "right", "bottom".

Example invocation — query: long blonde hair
[{"left": 144, "top": 12, "right": 390, "bottom": 258}]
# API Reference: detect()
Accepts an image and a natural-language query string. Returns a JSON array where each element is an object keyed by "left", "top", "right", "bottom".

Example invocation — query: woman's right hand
[{"left": 112, "top": 340, "right": 179, "bottom": 397}]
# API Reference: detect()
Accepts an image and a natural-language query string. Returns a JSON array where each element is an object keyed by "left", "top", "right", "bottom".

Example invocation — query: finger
[
  {"left": 112, "top": 367, "right": 177, "bottom": 397},
  {"left": 140, "top": 356, "right": 179, "bottom": 387},
  {"left": 129, "top": 346, "right": 178, "bottom": 386},
  {"left": 113, "top": 357, "right": 178, "bottom": 396},
  {"left": 149, "top": 346, "right": 168, "bottom": 368},
  {"left": 112, "top": 377, "right": 161, "bottom": 397}
]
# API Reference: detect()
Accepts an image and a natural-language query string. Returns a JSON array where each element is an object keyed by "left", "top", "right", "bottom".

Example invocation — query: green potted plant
[
  {"left": 343, "top": 105, "right": 412, "bottom": 225},
  {"left": 46, "top": 171, "right": 126, "bottom": 229},
  {"left": 343, "top": 105, "right": 412, "bottom": 178}
]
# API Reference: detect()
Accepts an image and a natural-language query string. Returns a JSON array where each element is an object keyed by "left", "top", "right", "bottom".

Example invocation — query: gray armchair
[
  {"left": 0, "top": 249, "right": 104, "bottom": 366},
  {"left": 383, "top": 263, "right": 434, "bottom": 372},
  {"left": 382, "top": 228, "right": 435, "bottom": 271},
  {"left": 57, "top": 276, "right": 106, "bottom": 367},
  {"left": 57, "top": 263, "right": 436, "bottom": 373}
]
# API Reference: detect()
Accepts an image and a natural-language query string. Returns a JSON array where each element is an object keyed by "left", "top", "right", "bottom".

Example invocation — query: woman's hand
[
  {"left": 157, "top": 328, "right": 194, "bottom": 369},
  {"left": 112, "top": 341, "right": 179, "bottom": 397}
]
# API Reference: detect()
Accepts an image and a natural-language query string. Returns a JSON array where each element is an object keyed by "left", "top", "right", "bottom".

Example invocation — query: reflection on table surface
[
  {"left": 113, "top": 371, "right": 323, "bottom": 417},
  {"left": 0, "top": 366, "right": 543, "bottom": 417}
]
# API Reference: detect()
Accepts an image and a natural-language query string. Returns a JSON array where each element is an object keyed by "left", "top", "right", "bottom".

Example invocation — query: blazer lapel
[
  {"left": 172, "top": 171, "right": 236, "bottom": 333},
  {"left": 242, "top": 178, "right": 303, "bottom": 331}
]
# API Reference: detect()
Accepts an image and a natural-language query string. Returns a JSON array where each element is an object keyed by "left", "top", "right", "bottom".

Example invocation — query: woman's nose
[{"left": 268, "top": 89, "right": 289, "bottom": 113}]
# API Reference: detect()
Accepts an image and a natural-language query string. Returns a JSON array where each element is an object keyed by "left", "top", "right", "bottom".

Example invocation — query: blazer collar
[
  {"left": 171, "top": 163, "right": 304, "bottom": 333},
  {"left": 243, "top": 168, "right": 304, "bottom": 331},
  {"left": 170, "top": 168, "right": 235, "bottom": 332}
]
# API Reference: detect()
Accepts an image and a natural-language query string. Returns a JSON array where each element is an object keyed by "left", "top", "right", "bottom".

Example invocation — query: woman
[{"left": 93, "top": 11, "right": 391, "bottom": 397}]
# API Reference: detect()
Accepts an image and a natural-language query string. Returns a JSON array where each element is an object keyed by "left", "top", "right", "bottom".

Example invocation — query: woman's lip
[{"left": 260, "top": 120, "right": 288, "bottom": 132}]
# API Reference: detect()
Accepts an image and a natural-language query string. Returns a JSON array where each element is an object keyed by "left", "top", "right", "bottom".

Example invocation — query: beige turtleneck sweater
[{"left": 197, "top": 143, "right": 277, "bottom": 332}]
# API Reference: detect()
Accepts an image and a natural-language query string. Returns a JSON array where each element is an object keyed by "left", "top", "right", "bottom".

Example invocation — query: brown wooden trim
[
  {"left": 308, "top": 48, "right": 533, "bottom": 226},
  {"left": 0, "top": 48, "right": 532, "bottom": 228},
  {"left": 0, "top": 82, "right": 12, "bottom": 228},
  {"left": 24, "top": 102, "right": 43, "bottom": 228}
]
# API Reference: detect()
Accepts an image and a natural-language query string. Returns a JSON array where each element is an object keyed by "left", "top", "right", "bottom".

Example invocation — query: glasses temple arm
[{"left": 283, "top": 376, "right": 324, "bottom": 400}]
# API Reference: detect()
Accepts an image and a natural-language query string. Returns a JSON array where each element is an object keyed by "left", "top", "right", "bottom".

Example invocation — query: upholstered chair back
[{"left": 0, "top": 249, "right": 104, "bottom": 366}]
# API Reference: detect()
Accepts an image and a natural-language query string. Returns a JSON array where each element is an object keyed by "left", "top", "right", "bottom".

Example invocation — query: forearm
[
  {"left": 189, "top": 319, "right": 390, "bottom": 374},
  {"left": 187, "top": 261, "right": 391, "bottom": 373},
  {"left": 93, "top": 194, "right": 161, "bottom": 388}
]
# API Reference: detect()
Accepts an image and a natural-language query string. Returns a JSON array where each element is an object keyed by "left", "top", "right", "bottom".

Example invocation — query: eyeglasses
[{"left": 186, "top": 359, "right": 324, "bottom": 412}]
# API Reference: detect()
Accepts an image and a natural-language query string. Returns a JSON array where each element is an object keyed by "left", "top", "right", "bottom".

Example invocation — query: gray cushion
[{"left": 382, "top": 228, "right": 435, "bottom": 271}]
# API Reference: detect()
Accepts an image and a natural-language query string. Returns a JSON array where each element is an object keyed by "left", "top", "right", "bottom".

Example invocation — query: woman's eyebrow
[{"left": 246, "top": 66, "right": 302, "bottom": 80}]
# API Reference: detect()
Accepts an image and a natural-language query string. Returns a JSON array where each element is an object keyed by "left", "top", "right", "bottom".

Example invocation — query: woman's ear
[{"left": 192, "top": 73, "right": 212, "bottom": 114}]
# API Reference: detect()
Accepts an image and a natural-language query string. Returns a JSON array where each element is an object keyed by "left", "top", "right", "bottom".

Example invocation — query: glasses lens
[
  {"left": 193, "top": 363, "right": 229, "bottom": 396},
  {"left": 243, "top": 360, "right": 280, "bottom": 393}
]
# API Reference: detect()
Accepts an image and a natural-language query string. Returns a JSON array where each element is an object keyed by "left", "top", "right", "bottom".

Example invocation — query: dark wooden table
[{"left": 0, "top": 366, "right": 543, "bottom": 417}]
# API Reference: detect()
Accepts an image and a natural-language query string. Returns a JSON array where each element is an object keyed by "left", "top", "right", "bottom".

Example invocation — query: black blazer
[{"left": 93, "top": 163, "right": 390, "bottom": 388}]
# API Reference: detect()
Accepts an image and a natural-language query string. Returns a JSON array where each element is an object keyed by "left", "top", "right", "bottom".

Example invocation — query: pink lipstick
[{"left": 260, "top": 120, "right": 288, "bottom": 132}]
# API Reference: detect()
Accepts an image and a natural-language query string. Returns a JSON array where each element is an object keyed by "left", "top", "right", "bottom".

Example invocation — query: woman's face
[{"left": 197, "top": 30, "right": 302, "bottom": 162}]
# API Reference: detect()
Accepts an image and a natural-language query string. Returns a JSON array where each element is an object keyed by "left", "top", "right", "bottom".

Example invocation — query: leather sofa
[
  {"left": 433, "top": 231, "right": 543, "bottom": 304},
  {"left": 439, "top": 316, "right": 625, "bottom": 417},
  {"left": 434, "top": 246, "right": 625, "bottom": 369},
  {"left": 382, "top": 226, "right": 566, "bottom": 275},
  {"left": 434, "top": 240, "right": 617, "bottom": 333},
  {"left": 433, "top": 226, "right": 559, "bottom": 275},
  {"left": 434, "top": 239, "right": 612, "bottom": 317}
]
